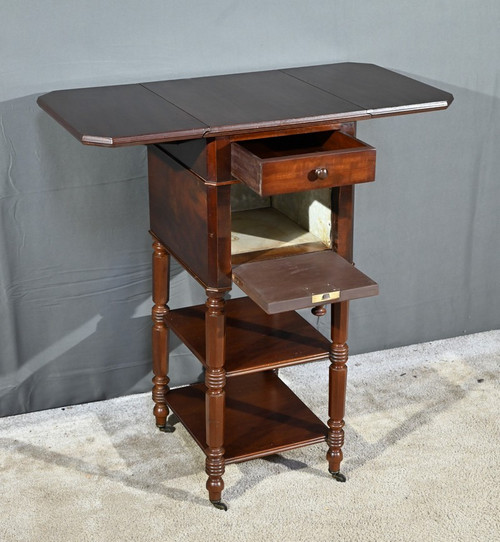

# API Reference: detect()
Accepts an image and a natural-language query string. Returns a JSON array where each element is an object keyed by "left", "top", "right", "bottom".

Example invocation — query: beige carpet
[{"left": 1, "top": 331, "right": 499, "bottom": 542}]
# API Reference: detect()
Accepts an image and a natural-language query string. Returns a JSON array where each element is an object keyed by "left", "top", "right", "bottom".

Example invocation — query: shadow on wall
[
  {"left": 0, "top": 94, "right": 199, "bottom": 417},
  {"left": 340, "top": 76, "right": 500, "bottom": 354}
]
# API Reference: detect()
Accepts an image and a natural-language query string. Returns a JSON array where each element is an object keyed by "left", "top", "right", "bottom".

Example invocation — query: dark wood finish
[
  {"left": 37, "top": 63, "right": 453, "bottom": 147},
  {"left": 232, "top": 251, "right": 378, "bottom": 314},
  {"left": 231, "top": 131, "right": 376, "bottom": 196},
  {"left": 327, "top": 302, "right": 349, "bottom": 476},
  {"left": 37, "top": 83, "right": 207, "bottom": 146},
  {"left": 204, "top": 292, "right": 227, "bottom": 503},
  {"left": 207, "top": 124, "right": 349, "bottom": 183},
  {"left": 166, "top": 371, "right": 327, "bottom": 464},
  {"left": 207, "top": 184, "right": 232, "bottom": 290},
  {"left": 144, "top": 69, "right": 369, "bottom": 136},
  {"left": 160, "top": 126, "right": 354, "bottom": 187},
  {"left": 311, "top": 305, "right": 327, "bottom": 317},
  {"left": 231, "top": 241, "right": 329, "bottom": 266},
  {"left": 325, "top": 127, "right": 357, "bottom": 477},
  {"left": 166, "top": 296, "right": 330, "bottom": 375},
  {"left": 331, "top": 122, "right": 356, "bottom": 262},
  {"left": 151, "top": 238, "right": 171, "bottom": 430},
  {"left": 148, "top": 145, "right": 231, "bottom": 290},
  {"left": 158, "top": 138, "right": 209, "bottom": 179},
  {"left": 229, "top": 122, "right": 346, "bottom": 142},
  {"left": 37, "top": 63, "right": 453, "bottom": 506},
  {"left": 331, "top": 185, "right": 355, "bottom": 263},
  {"left": 283, "top": 63, "right": 454, "bottom": 116},
  {"left": 205, "top": 121, "right": 353, "bottom": 189}
]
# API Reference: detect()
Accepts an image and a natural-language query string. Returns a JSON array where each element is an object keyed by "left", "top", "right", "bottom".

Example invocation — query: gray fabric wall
[{"left": 1, "top": 1, "right": 499, "bottom": 416}]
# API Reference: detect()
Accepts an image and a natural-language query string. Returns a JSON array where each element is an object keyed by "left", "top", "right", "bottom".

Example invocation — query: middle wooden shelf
[{"left": 166, "top": 296, "right": 330, "bottom": 376}]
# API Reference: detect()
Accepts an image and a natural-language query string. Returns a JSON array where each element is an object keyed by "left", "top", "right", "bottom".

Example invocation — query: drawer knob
[{"left": 314, "top": 167, "right": 329, "bottom": 180}]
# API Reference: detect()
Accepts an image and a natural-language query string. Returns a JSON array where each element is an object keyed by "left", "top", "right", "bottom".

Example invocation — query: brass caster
[
  {"left": 211, "top": 500, "right": 228, "bottom": 511},
  {"left": 158, "top": 413, "right": 178, "bottom": 432},
  {"left": 158, "top": 424, "right": 176, "bottom": 433},
  {"left": 329, "top": 470, "right": 347, "bottom": 482}
]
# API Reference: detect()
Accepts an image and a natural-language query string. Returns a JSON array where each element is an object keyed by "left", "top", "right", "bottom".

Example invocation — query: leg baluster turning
[
  {"left": 151, "top": 238, "right": 175, "bottom": 433},
  {"left": 327, "top": 302, "right": 349, "bottom": 482},
  {"left": 205, "top": 292, "right": 227, "bottom": 510}
]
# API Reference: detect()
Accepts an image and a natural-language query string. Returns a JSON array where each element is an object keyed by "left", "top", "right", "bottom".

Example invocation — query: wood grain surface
[
  {"left": 148, "top": 146, "right": 231, "bottom": 290},
  {"left": 231, "top": 131, "right": 376, "bottom": 196},
  {"left": 37, "top": 83, "right": 207, "bottom": 146},
  {"left": 166, "top": 296, "right": 330, "bottom": 375},
  {"left": 37, "top": 63, "right": 453, "bottom": 146},
  {"left": 144, "top": 69, "right": 366, "bottom": 134},
  {"left": 232, "top": 251, "right": 378, "bottom": 314},
  {"left": 283, "top": 63, "right": 454, "bottom": 114},
  {"left": 166, "top": 371, "right": 327, "bottom": 464}
]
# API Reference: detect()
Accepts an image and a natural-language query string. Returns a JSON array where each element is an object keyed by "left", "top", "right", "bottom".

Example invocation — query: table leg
[
  {"left": 327, "top": 301, "right": 349, "bottom": 482},
  {"left": 327, "top": 151, "right": 354, "bottom": 481},
  {"left": 151, "top": 238, "right": 175, "bottom": 432},
  {"left": 204, "top": 290, "right": 227, "bottom": 510}
]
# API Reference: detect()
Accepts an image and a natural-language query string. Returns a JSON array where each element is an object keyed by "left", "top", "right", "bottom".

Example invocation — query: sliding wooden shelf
[
  {"left": 233, "top": 250, "right": 378, "bottom": 314},
  {"left": 166, "top": 371, "right": 327, "bottom": 464},
  {"left": 166, "top": 296, "right": 330, "bottom": 376}
]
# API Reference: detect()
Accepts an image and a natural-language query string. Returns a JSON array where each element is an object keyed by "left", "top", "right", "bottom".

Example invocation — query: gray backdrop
[{"left": 1, "top": 1, "right": 499, "bottom": 416}]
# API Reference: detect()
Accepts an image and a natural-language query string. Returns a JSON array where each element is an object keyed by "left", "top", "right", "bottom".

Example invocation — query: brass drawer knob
[{"left": 314, "top": 167, "right": 328, "bottom": 180}]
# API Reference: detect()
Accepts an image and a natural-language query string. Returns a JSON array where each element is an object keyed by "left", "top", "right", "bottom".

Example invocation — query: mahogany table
[{"left": 38, "top": 62, "right": 453, "bottom": 510}]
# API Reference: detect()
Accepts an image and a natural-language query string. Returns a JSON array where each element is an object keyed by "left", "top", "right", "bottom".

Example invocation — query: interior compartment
[
  {"left": 231, "top": 183, "right": 331, "bottom": 264},
  {"left": 233, "top": 130, "right": 359, "bottom": 159},
  {"left": 229, "top": 181, "right": 378, "bottom": 315}
]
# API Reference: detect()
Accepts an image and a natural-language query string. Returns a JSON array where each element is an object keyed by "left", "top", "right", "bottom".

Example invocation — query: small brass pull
[
  {"left": 314, "top": 167, "right": 328, "bottom": 180},
  {"left": 312, "top": 290, "right": 340, "bottom": 303}
]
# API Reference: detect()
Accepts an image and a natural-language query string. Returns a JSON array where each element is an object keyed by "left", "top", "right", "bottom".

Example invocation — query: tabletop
[{"left": 37, "top": 62, "right": 453, "bottom": 147}]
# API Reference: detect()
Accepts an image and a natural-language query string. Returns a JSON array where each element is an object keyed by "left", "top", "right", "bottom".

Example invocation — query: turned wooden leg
[
  {"left": 205, "top": 291, "right": 227, "bottom": 510},
  {"left": 327, "top": 301, "right": 349, "bottom": 482},
  {"left": 327, "top": 144, "right": 354, "bottom": 481},
  {"left": 151, "top": 238, "right": 174, "bottom": 432}
]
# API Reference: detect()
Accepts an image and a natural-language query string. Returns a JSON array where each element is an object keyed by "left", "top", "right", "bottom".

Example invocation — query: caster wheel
[
  {"left": 329, "top": 470, "right": 347, "bottom": 482},
  {"left": 158, "top": 424, "right": 176, "bottom": 433},
  {"left": 211, "top": 500, "right": 228, "bottom": 511}
]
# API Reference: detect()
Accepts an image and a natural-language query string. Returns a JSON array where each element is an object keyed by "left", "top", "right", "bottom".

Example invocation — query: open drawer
[
  {"left": 232, "top": 251, "right": 378, "bottom": 314},
  {"left": 231, "top": 131, "right": 376, "bottom": 196}
]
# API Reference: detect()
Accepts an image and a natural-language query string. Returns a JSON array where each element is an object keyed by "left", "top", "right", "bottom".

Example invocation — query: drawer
[{"left": 231, "top": 131, "right": 375, "bottom": 196}]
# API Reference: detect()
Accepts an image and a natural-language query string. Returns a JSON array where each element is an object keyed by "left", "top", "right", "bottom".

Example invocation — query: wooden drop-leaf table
[{"left": 38, "top": 62, "right": 453, "bottom": 510}]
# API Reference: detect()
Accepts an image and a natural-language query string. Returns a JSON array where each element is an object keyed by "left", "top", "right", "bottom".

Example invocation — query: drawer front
[{"left": 231, "top": 131, "right": 376, "bottom": 196}]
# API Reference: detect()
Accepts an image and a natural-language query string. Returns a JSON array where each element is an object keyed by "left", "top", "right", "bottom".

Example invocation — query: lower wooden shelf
[
  {"left": 166, "top": 296, "right": 330, "bottom": 376},
  {"left": 166, "top": 371, "right": 327, "bottom": 464}
]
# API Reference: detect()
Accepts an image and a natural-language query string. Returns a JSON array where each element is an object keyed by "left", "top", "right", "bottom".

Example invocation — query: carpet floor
[{"left": 1, "top": 331, "right": 499, "bottom": 542}]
